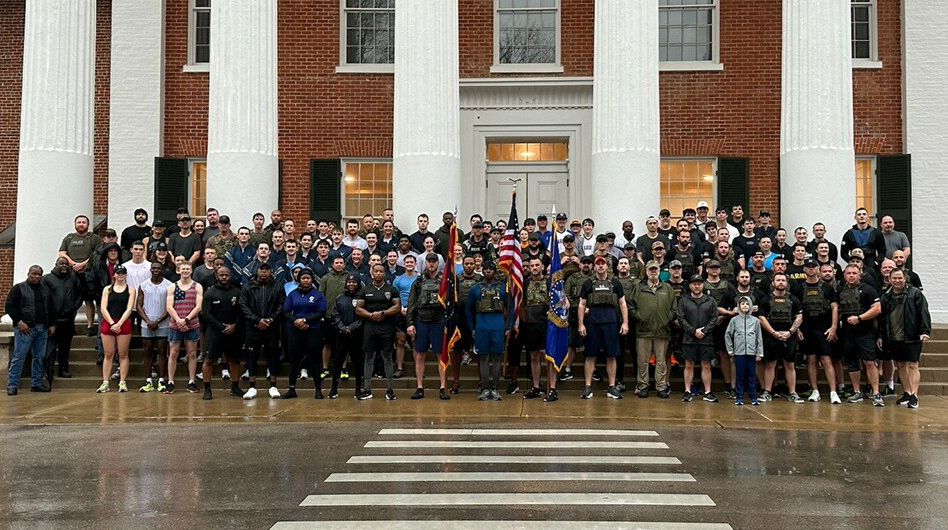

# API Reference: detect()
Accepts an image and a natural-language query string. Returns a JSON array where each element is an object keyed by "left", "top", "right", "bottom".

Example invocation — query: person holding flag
[
  {"left": 406, "top": 253, "right": 451, "bottom": 400},
  {"left": 544, "top": 228, "right": 570, "bottom": 402},
  {"left": 466, "top": 261, "right": 509, "bottom": 401},
  {"left": 578, "top": 256, "right": 629, "bottom": 399},
  {"left": 497, "top": 188, "right": 524, "bottom": 388},
  {"left": 519, "top": 258, "right": 550, "bottom": 399}
]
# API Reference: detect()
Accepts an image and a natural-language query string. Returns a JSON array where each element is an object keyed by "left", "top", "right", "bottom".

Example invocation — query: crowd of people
[{"left": 5, "top": 202, "right": 931, "bottom": 409}]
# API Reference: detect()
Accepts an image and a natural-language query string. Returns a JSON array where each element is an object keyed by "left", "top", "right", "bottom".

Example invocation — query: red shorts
[{"left": 101, "top": 319, "right": 133, "bottom": 336}]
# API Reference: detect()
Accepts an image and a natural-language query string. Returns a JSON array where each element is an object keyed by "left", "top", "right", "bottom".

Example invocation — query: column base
[
  {"left": 780, "top": 148, "right": 856, "bottom": 239},
  {"left": 591, "top": 150, "right": 660, "bottom": 232},
  {"left": 207, "top": 152, "right": 279, "bottom": 226}
]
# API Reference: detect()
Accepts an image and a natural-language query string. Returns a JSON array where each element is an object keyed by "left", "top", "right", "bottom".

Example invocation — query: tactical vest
[
  {"left": 525, "top": 278, "right": 548, "bottom": 306},
  {"left": 616, "top": 277, "right": 636, "bottom": 309},
  {"left": 457, "top": 275, "right": 480, "bottom": 303},
  {"left": 674, "top": 248, "right": 697, "bottom": 277},
  {"left": 628, "top": 259, "right": 643, "bottom": 280},
  {"left": 587, "top": 278, "right": 618, "bottom": 307},
  {"left": 838, "top": 285, "right": 862, "bottom": 317},
  {"left": 718, "top": 259, "right": 736, "bottom": 283},
  {"left": 802, "top": 281, "right": 830, "bottom": 318},
  {"left": 476, "top": 283, "right": 504, "bottom": 313},
  {"left": 668, "top": 280, "right": 686, "bottom": 299},
  {"left": 704, "top": 280, "right": 728, "bottom": 304},
  {"left": 567, "top": 273, "right": 589, "bottom": 303},
  {"left": 768, "top": 294, "right": 793, "bottom": 325},
  {"left": 419, "top": 276, "right": 442, "bottom": 309}
]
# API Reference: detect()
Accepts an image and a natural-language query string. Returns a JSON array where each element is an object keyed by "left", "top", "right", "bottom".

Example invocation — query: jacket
[
  {"left": 676, "top": 293, "right": 718, "bottom": 345},
  {"left": 225, "top": 244, "right": 256, "bottom": 284},
  {"left": 320, "top": 269, "right": 350, "bottom": 316},
  {"left": 202, "top": 283, "right": 243, "bottom": 331},
  {"left": 841, "top": 224, "right": 887, "bottom": 265},
  {"left": 880, "top": 285, "right": 932, "bottom": 344},
  {"left": 434, "top": 225, "right": 465, "bottom": 258},
  {"left": 332, "top": 290, "right": 364, "bottom": 334},
  {"left": 283, "top": 287, "right": 328, "bottom": 329},
  {"left": 5, "top": 281, "right": 56, "bottom": 327},
  {"left": 238, "top": 275, "right": 286, "bottom": 336},
  {"left": 42, "top": 269, "right": 83, "bottom": 320},
  {"left": 725, "top": 296, "right": 764, "bottom": 357},
  {"left": 628, "top": 280, "right": 677, "bottom": 339}
]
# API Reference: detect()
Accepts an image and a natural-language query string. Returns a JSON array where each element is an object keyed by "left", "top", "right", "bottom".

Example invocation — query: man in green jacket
[
  {"left": 319, "top": 255, "right": 350, "bottom": 377},
  {"left": 629, "top": 261, "right": 677, "bottom": 398}
]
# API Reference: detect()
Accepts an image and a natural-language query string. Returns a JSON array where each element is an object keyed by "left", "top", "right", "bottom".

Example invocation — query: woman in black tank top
[{"left": 97, "top": 266, "right": 137, "bottom": 394}]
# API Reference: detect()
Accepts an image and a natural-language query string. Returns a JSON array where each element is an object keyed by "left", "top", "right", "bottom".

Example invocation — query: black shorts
[
  {"left": 322, "top": 324, "right": 337, "bottom": 346},
  {"left": 842, "top": 332, "right": 877, "bottom": 367},
  {"left": 888, "top": 341, "right": 923, "bottom": 363},
  {"left": 204, "top": 328, "right": 243, "bottom": 362},
  {"left": 520, "top": 322, "right": 547, "bottom": 352},
  {"left": 78, "top": 274, "right": 96, "bottom": 302},
  {"left": 764, "top": 337, "right": 798, "bottom": 363},
  {"left": 800, "top": 328, "right": 834, "bottom": 358},
  {"left": 568, "top": 323, "right": 584, "bottom": 349},
  {"left": 681, "top": 343, "right": 714, "bottom": 362},
  {"left": 394, "top": 313, "right": 408, "bottom": 333},
  {"left": 455, "top": 316, "right": 473, "bottom": 351},
  {"left": 712, "top": 327, "right": 727, "bottom": 352}
]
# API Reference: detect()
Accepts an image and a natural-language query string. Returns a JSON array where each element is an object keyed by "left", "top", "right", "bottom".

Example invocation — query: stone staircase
[{"left": 4, "top": 323, "right": 948, "bottom": 394}]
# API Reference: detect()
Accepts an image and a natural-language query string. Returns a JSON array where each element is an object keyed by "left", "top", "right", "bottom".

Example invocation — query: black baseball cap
[
  {"left": 804, "top": 258, "right": 819, "bottom": 267},
  {"left": 528, "top": 233, "right": 540, "bottom": 241},
  {"left": 659, "top": 209, "right": 671, "bottom": 216},
  {"left": 555, "top": 213, "right": 568, "bottom": 220},
  {"left": 580, "top": 255, "right": 594, "bottom": 264},
  {"left": 562, "top": 233, "right": 575, "bottom": 242},
  {"left": 689, "top": 274, "right": 704, "bottom": 284},
  {"left": 425, "top": 253, "right": 440, "bottom": 262},
  {"left": 155, "top": 242, "right": 168, "bottom": 251},
  {"left": 113, "top": 265, "right": 127, "bottom": 274},
  {"left": 482, "top": 261, "right": 496, "bottom": 270},
  {"left": 219, "top": 215, "right": 231, "bottom": 224},
  {"left": 258, "top": 262, "right": 272, "bottom": 270},
  {"left": 595, "top": 235, "right": 608, "bottom": 243},
  {"left": 103, "top": 228, "right": 117, "bottom": 237},
  {"left": 536, "top": 214, "right": 548, "bottom": 221},
  {"left": 152, "top": 219, "right": 165, "bottom": 227},
  {"left": 472, "top": 222, "right": 484, "bottom": 228}
]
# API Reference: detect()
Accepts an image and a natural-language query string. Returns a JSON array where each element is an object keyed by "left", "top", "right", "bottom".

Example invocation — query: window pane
[
  {"left": 660, "top": 160, "right": 714, "bottom": 215},
  {"left": 344, "top": 4, "right": 395, "bottom": 64},
  {"left": 497, "top": 7, "right": 557, "bottom": 64}
]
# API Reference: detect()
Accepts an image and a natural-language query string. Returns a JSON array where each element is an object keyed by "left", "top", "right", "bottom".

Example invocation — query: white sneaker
[
  {"left": 110, "top": 368, "right": 120, "bottom": 380},
  {"left": 807, "top": 389, "right": 821, "bottom": 402},
  {"left": 243, "top": 387, "right": 258, "bottom": 400},
  {"left": 268, "top": 386, "right": 281, "bottom": 399},
  {"left": 221, "top": 369, "right": 231, "bottom": 380},
  {"left": 196, "top": 372, "right": 203, "bottom": 381},
  {"left": 299, "top": 369, "right": 309, "bottom": 380},
  {"left": 829, "top": 391, "right": 841, "bottom": 404},
  {"left": 266, "top": 369, "right": 271, "bottom": 378}
]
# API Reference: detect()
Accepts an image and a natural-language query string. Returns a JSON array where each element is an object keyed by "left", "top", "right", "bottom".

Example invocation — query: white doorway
[{"left": 485, "top": 162, "right": 569, "bottom": 222}]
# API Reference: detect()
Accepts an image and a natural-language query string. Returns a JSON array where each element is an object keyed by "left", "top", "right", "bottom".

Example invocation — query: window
[
  {"left": 341, "top": 0, "right": 395, "bottom": 67},
  {"left": 659, "top": 0, "right": 718, "bottom": 65},
  {"left": 855, "top": 157, "right": 875, "bottom": 217},
  {"left": 851, "top": 0, "right": 876, "bottom": 61},
  {"left": 493, "top": 0, "right": 561, "bottom": 72},
  {"left": 187, "top": 0, "right": 211, "bottom": 68},
  {"left": 660, "top": 159, "right": 715, "bottom": 216},
  {"left": 487, "top": 141, "right": 568, "bottom": 162},
  {"left": 190, "top": 160, "right": 207, "bottom": 216},
  {"left": 342, "top": 160, "right": 392, "bottom": 219}
]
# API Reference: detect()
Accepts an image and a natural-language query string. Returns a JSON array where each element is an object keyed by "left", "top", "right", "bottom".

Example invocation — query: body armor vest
[
  {"left": 674, "top": 248, "right": 697, "bottom": 278},
  {"left": 768, "top": 294, "right": 793, "bottom": 325},
  {"left": 802, "top": 281, "right": 830, "bottom": 317},
  {"left": 587, "top": 278, "right": 618, "bottom": 307},
  {"left": 457, "top": 275, "right": 480, "bottom": 304},
  {"left": 525, "top": 278, "right": 548, "bottom": 306},
  {"left": 704, "top": 279, "right": 729, "bottom": 304},
  {"left": 476, "top": 283, "right": 504, "bottom": 313},
  {"left": 838, "top": 285, "right": 862, "bottom": 317},
  {"left": 718, "top": 259, "right": 736, "bottom": 282},
  {"left": 419, "top": 277, "right": 442, "bottom": 308},
  {"left": 616, "top": 277, "right": 636, "bottom": 309}
]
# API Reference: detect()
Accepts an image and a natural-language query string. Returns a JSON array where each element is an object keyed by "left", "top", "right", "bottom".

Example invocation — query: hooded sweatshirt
[{"left": 725, "top": 295, "right": 764, "bottom": 357}]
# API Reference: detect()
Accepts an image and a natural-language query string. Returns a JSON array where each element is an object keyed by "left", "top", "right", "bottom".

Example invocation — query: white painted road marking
[
  {"left": 300, "top": 493, "right": 715, "bottom": 507},
  {"left": 364, "top": 441, "right": 668, "bottom": 449},
  {"left": 378, "top": 428, "right": 660, "bottom": 437},
  {"left": 272, "top": 521, "right": 733, "bottom": 530},
  {"left": 346, "top": 455, "right": 682, "bottom": 465},
  {"left": 325, "top": 471, "right": 695, "bottom": 482}
]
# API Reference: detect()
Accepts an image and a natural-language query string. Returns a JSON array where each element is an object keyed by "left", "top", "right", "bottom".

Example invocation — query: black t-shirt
[
  {"left": 758, "top": 292, "right": 802, "bottom": 332},
  {"left": 168, "top": 232, "right": 201, "bottom": 260},
  {"left": 635, "top": 234, "right": 670, "bottom": 263},
  {"left": 791, "top": 280, "right": 837, "bottom": 331},
  {"left": 836, "top": 283, "right": 880, "bottom": 336},
  {"left": 786, "top": 263, "right": 807, "bottom": 284},
  {"left": 719, "top": 288, "right": 759, "bottom": 316},
  {"left": 358, "top": 282, "right": 400, "bottom": 333},
  {"left": 579, "top": 277, "right": 624, "bottom": 325},
  {"left": 732, "top": 234, "right": 760, "bottom": 261},
  {"left": 121, "top": 225, "right": 151, "bottom": 250}
]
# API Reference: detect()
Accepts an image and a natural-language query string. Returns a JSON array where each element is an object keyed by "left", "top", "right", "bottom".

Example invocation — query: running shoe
[
  {"left": 847, "top": 391, "right": 864, "bottom": 403},
  {"left": 299, "top": 369, "right": 309, "bottom": 380},
  {"left": 156, "top": 380, "right": 167, "bottom": 393},
  {"left": 449, "top": 382, "right": 460, "bottom": 394},
  {"left": 557, "top": 370, "right": 574, "bottom": 381},
  {"left": 807, "top": 389, "right": 821, "bottom": 402},
  {"left": 110, "top": 368, "right": 120, "bottom": 381},
  {"left": 221, "top": 369, "right": 231, "bottom": 380},
  {"left": 872, "top": 393, "right": 885, "bottom": 407},
  {"left": 392, "top": 370, "right": 403, "bottom": 379},
  {"left": 229, "top": 386, "right": 245, "bottom": 397},
  {"left": 523, "top": 387, "right": 542, "bottom": 399},
  {"left": 682, "top": 391, "right": 693, "bottom": 403},
  {"left": 606, "top": 386, "right": 622, "bottom": 399},
  {"left": 579, "top": 385, "right": 593, "bottom": 399},
  {"left": 268, "top": 386, "right": 280, "bottom": 399},
  {"left": 490, "top": 389, "right": 503, "bottom": 401},
  {"left": 314, "top": 389, "right": 324, "bottom": 400},
  {"left": 202, "top": 387, "right": 212, "bottom": 400},
  {"left": 735, "top": 398, "right": 744, "bottom": 406},
  {"left": 280, "top": 388, "right": 298, "bottom": 400},
  {"left": 139, "top": 381, "right": 155, "bottom": 393},
  {"left": 357, "top": 391, "right": 373, "bottom": 400},
  {"left": 163, "top": 382, "right": 175, "bottom": 394},
  {"left": 895, "top": 392, "right": 911, "bottom": 406},
  {"left": 187, "top": 381, "right": 199, "bottom": 394},
  {"left": 410, "top": 388, "right": 425, "bottom": 400},
  {"left": 506, "top": 382, "right": 520, "bottom": 395},
  {"left": 340, "top": 370, "right": 350, "bottom": 380},
  {"left": 328, "top": 388, "right": 339, "bottom": 399},
  {"left": 543, "top": 389, "right": 559, "bottom": 402},
  {"left": 703, "top": 392, "right": 719, "bottom": 403},
  {"left": 386, "top": 389, "right": 397, "bottom": 400},
  {"left": 788, "top": 392, "right": 805, "bottom": 404},
  {"left": 243, "top": 387, "right": 257, "bottom": 400},
  {"left": 751, "top": 398, "right": 760, "bottom": 406},
  {"left": 759, "top": 390, "right": 772, "bottom": 402},
  {"left": 439, "top": 388, "right": 450, "bottom": 401},
  {"left": 96, "top": 381, "right": 110, "bottom": 393},
  {"left": 591, "top": 370, "right": 603, "bottom": 382},
  {"left": 477, "top": 389, "right": 492, "bottom": 401},
  {"left": 908, "top": 395, "right": 919, "bottom": 409},
  {"left": 320, "top": 369, "right": 330, "bottom": 380},
  {"left": 829, "top": 392, "right": 841, "bottom": 405},
  {"left": 461, "top": 352, "right": 473, "bottom": 366},
  {"left": 118, "top": 381, "right": 128, "bottom": 393}
]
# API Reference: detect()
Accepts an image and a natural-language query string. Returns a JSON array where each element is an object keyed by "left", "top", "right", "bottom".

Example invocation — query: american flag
[{"left": 497, "top": 188, "right": 523, "bottom": 328}]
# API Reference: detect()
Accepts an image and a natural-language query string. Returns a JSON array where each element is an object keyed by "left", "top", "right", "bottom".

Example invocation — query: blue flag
[{"left": 545, "top": 229, "right": 569, "bottom": 371}]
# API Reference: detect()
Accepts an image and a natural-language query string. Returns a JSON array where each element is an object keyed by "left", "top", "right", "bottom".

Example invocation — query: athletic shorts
[
  {"left": 800, "top": 328, "right": 834, "bottom": 358},
  {"left": 141, "top": 326, "right": 169, "bottom": 339},
  {"left": 713, "top": 327, "right": 727, "bottom": 352},
  {"left": 204, "top": 328, "right": 243, "bottom": 361},
  {"left": 764, "top": 336, "right": 798, "bottom": 363},
  {"left": 842, "top": 332, "right": 877, "bottom": 368},
  {"left": 568, "top": 323, "right": 584, "bottom": 349},
  {"left": 474, "top": 329, "right": 505, "bottom": 355},
  {"left": 322, "top": 324, "right": 337, "bottom": 346},
  {"left": 413, "top": 320, "right": 445, "bottom": 353},
  {"left": 455, "top": 315, "right": 473, "bottom": 351},
  {"left": 520, "top": 322, "right": 547, "bottom": 352},
  {"left": 168, "top": 327, "right": 200, "bottom": 343},
  {"left": 584, "top": 322, "right": 620, "bottom": 358},
  {"left": 100, "top": 319, "right": 132, "bottom": 336},
  {"left": 394, "top": 313, "right": 408, "bottom": 333},
  {"left": 681, "top": 343, "right": 715, "bottom": 362},
  {"left": 888, "top": 341, "right": 923, "bottom": 363}
]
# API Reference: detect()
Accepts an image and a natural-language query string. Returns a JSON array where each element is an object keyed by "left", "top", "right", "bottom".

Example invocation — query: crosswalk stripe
[
  {"left": 271, "top": 521, "right": 733, "bottom": 530},
  {"left": 364, "top": 441, "right": 668, "bottom": 449},
  {"left": 300, "top": 493, "right": 715, "bottom": 507},
  {"left": 378, "top": 429, "right": 660, "bottom": 437},
  {"left": 346, "top": 455, "right": 682, "bottom": 465},
  {"left": 326, "top": 472, "right": 694, "bottom": 482}
]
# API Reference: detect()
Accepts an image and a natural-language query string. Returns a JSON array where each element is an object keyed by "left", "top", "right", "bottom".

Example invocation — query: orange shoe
[
  {"left": 649, "top": 354, "right": 656, "bottom": 365},
  {"left": 670, "top": 354, "right": 679, "bottom": 366}
]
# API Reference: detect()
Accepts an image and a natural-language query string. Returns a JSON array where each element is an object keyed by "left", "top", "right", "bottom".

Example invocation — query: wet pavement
[{"left": 2, "top": 393, "right": 948, "bottom": 530}]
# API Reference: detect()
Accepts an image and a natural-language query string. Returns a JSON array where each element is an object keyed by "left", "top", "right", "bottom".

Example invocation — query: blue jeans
[
  {"left": 8, "top": 324, "right": 48, "bottom": 389},
  {"left": 733, "top": 355, "right": 757, "bottom": 401}
]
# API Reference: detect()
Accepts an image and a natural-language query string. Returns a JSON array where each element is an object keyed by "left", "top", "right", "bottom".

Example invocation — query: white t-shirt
[
  {"left": 122, "top": 259, "right": 152, "bottom": 289},
  {"left": 139, "top": 278, "right": 172, "bottom": 328}
]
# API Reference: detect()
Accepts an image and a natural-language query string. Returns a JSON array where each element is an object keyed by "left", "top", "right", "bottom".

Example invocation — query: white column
[
  {"left": 207, "top": 0, "right": 279, "bottom": 225},
  {"left": 14, "top": 0, "right": 96, "bottom": 278},
  {"left": 393, "top": 0, "right": 460, "bottom": 229},
  {"left": 590, "top": 0, "right": 660, "bottom": 232},
  {"left": 780, "top": 0, "right": 855, "bottom": 235},
  {"left": 108, "top": 0, "right": 165, "bottom": 230},
  {"left": 904, "top": 0, "right": 948, "bottom": 323}
]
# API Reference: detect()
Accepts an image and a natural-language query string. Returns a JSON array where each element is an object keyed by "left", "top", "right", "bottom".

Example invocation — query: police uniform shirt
[
  {"left": 791, "top": 280, "right": 837, "bottom": 332},
  {"left": 757, "top": 292, "right": 803, "bottom": 333},
  {"left": 357, "top": 282, "right": 400, "bottom": 333},
  {"left": 579, "top": 277, "right": 624, "bottom": 325},
  {"left": 836, "top": 282, "right": 880, "bottom": 337}
]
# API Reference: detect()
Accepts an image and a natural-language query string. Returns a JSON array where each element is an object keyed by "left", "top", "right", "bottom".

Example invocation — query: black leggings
[
  {"left": 287, "top": 326, "right": 323, "bottom": 388},
  {"left": 245, "top": 332, "right": 279, "bottom": 379},
  {"left": 333, "top": 329, "right": 364, "bottom": 390}
]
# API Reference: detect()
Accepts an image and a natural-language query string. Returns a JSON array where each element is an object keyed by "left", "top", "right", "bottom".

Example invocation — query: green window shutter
[
  {"left": 717, "top": 157, "right": 750, "bottom": 213},
  {"left": 310, "top": 159, "right": 341, "bottom": 224},
  {"left": 876, "top": 154, "right": 912, "bottom": 242},
  {"left": 154, "top": 157, "right": 189, "bottom": 225}
]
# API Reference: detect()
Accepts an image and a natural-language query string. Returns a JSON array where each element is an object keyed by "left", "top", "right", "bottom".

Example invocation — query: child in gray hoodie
[{"left": 725, "top": 296, "right": 764, "bottom": 405}]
